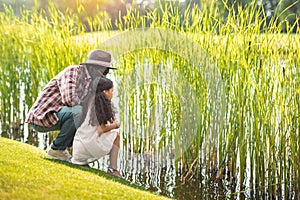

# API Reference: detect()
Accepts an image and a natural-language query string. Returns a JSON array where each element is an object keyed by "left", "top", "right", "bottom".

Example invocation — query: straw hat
[{"left": 81, "top": 49, "right": 116, "bottom": 69}]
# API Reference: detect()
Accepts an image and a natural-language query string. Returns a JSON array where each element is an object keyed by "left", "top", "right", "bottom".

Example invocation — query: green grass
[{"left": 0, "top": 137, "right": 170, "bottom": 200}]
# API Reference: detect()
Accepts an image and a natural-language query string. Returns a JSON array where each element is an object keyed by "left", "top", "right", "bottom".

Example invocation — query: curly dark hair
[{"left": 89, "top": 77, "right": 115, "bottom": 126}]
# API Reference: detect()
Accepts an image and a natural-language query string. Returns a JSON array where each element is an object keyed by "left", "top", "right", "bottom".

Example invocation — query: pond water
[
  {"left": 3, "top": 119, "right": 296, "bottom": 200},
  {"left": 2, "top": 131, "right": 239, "bottom": 199}
]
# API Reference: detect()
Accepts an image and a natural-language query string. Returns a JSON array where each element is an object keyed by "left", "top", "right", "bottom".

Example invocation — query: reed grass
[{"left": 0, "top": 1, "right": 299, "bottom": 197}]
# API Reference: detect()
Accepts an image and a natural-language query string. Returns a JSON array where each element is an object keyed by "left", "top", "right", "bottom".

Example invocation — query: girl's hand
[
  {"left": 112, "top": 120, "right": 120, "bottom": 129},
  {"left": 105, "top": 120, "right": 120, "bottom": 129}
]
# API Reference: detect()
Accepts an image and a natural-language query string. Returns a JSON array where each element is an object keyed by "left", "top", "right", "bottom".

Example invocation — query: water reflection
[
  {"left": 91, "top": 147, "right": 177, "bottom": 198},
  {"left": 89, "top": 148, "right": 243, "bottom": 199},
  {"left": 1, "top": 127, "right": 297, "bottom": 199}
]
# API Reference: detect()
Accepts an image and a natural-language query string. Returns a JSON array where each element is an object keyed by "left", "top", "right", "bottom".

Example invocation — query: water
[{"left": 4, "top": 129, "right": 297, "bottom": 199}]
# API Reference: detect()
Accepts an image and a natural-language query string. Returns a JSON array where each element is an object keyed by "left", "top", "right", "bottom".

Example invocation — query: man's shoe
[{"left": 46, "top": 147, "right": 72, "bottom": 162}]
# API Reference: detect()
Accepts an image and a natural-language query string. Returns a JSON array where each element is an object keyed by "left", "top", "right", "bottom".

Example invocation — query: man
[{"left": 26, "top": 49, "right": 117, "bottom": 161}]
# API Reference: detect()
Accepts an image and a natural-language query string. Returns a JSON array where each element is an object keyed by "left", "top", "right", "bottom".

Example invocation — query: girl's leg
[{"left": 108, "top": 133, "right": 122, "bottom": 177}]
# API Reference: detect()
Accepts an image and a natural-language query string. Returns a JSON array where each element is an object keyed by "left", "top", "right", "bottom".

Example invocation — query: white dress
[{"left": 71, "top": 109, "right": 118, "bottom": 165}]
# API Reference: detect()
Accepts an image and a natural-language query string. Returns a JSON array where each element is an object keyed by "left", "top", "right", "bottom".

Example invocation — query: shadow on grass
[{"left": 43, "top": 157, "right": 144, "bottom": 191}]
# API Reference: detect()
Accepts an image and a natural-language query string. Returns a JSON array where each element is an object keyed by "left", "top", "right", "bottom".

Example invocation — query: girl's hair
[{"left": 89, "top": 77, "right": 115, "bottom": 126}]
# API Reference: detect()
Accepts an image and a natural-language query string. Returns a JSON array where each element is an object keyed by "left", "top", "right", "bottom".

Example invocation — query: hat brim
[
  {"left": 81, "top": 59, "right": 117, "bottom": 69},
  {"left": 80, "top": 62, "right": 117, "bottom": 70}
]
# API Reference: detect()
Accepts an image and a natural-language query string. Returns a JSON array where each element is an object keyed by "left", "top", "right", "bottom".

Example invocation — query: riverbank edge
[{"left": 0, "top": 137, "right": 170, "bottom": 200}]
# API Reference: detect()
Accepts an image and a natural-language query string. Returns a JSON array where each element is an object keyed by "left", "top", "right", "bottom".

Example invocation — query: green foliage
[{"left": 275, "top": 0, "right": 300, "bottom": 32}]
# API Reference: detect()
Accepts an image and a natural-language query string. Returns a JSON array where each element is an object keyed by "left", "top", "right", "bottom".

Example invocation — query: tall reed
[{"left": 111, "top": 1, "right": 299, "bottom": 196}]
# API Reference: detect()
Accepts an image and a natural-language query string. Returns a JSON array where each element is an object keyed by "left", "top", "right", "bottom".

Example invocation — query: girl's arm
[{"left": 97, "top": 121, "right": 120, "bottom": 134}]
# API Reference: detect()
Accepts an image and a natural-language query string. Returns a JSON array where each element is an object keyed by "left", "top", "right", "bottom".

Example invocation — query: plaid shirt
[{"left": 26, "top": 65, "right": 92, "bottom": 127}]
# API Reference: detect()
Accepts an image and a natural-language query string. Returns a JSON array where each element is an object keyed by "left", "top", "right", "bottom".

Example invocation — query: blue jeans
[{"left": 31, "top": 105, "right": 82, "bottom": 150}]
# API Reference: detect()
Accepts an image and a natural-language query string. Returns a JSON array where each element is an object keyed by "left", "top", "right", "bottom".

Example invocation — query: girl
[{"left": 71, "top": 77, "right": 122, "bottom": 178}]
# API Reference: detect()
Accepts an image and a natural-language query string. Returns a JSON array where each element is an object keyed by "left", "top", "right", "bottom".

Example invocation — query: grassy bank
[{"left": 0, "top": 137, "right": 170, "bottom": 200}]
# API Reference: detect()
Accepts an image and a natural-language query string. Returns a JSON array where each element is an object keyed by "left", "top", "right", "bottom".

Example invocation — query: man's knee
[
  {"left": 58, "top": 105, "right": 82, "bottom": 125},
  {"left": 71, "top": 105, "right": 82, "bottom": 116},
  {"left": 72, "top": 105, "right": 83, "bottom": 128}
]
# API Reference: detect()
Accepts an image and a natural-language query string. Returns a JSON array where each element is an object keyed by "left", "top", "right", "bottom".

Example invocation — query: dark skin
[
  {"left": 87, "top": 65, "right": 109, "bottom": 79},
  {"left": 97, "top": 121, "right": 120, "bottom": 134}
]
